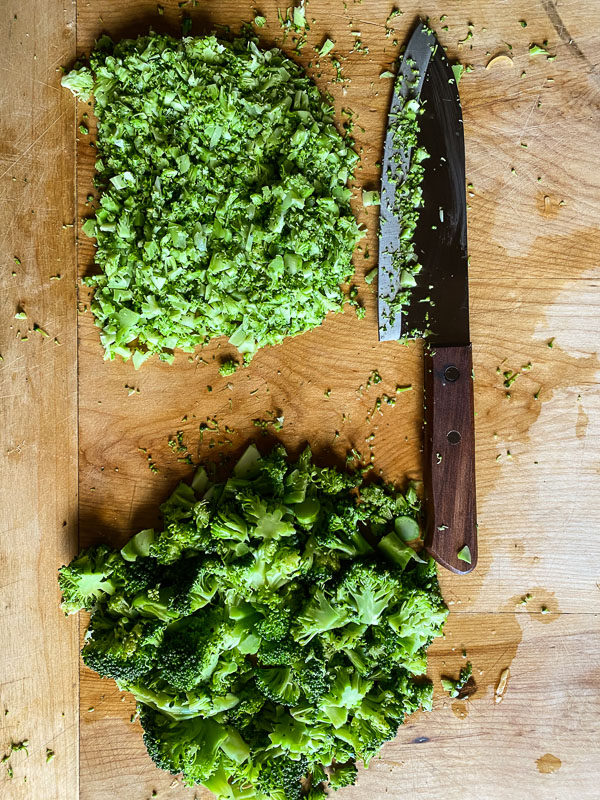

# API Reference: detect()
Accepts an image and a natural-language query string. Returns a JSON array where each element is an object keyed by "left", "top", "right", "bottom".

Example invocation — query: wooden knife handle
[{"left": 423, "top": 344, "right": 477, "bottom": 574}]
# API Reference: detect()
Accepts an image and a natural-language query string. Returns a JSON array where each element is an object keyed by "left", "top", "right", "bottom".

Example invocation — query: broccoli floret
[
  {"left": 111, "top": 554, "right": 161, "bottom": 594},
  {"left": 225, "top": 685, "right": 267, "bottom": 725},
  {"left": 257, "top": 636, "right": 302, "bottom": 666},
  {"left": 335, "top": 561, "right": 402, "bottom": 626},
  {"left": 318, "top": 497, "right": 373, "bottom": 557},
  {"left": 82, "top": 614, "right": 164, "bottom": 681},
  {"left": 295, "top": 657, "right": 330, "bottom": 704},
  {"left": 167, "top": 556, "right": 221, "bottom": 616},
  {"left": 254, "top": 444, "right": 290, "bottom": 497},
  {"left": 139, "top": 705, "right": 231, "bottom": 784},
  {"left": 157, "top": 610, "right": 240, "bottom": 690},
  {"left": 58, "top": 545, "right": 119, "bottom": 614},
  {"left": 328, "top": 760, "right": 357, "bottom": 790},
  {"left": 210, "top": 507, "right": 249, "bottom": 543},
  {"left": 385, "top": 588, "right": 448, "bottom": 654},
  {"left": 239, "top": 493, "right": 296, "bottom": 540},
  {"left": 312, "top": 466, "right": 361, "bottom": 495},
  {"left": 159, "top": 481, "right": 198, "bottom": 521},
  {"left": 255, "top": 754, "right": 308, "bottom": 800},
  {"left": 255, "top": 600, "right": 292, "bottom": 642},
  {"left": 149, "top": 516, "right": 213, "bottom": 565},
  {"left": 255, "top": 667, "right": 301, "bottom": 706},
  {"left": 292, "top": 589, "right": 350, "bottom": 645}
]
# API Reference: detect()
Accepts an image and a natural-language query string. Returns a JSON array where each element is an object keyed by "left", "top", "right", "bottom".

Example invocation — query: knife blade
[
  {"left": 377, "top": 24, "right": 477, "bottom": 574},
  {"left": 377, "top": 23, "right": 435, "bottom": 341}
]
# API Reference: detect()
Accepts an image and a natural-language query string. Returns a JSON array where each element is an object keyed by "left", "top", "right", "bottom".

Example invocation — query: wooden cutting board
[{"left": 2, "top": 1, "right": 600, "bottom": 798}]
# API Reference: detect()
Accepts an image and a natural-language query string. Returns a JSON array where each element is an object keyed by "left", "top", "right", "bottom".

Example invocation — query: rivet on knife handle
[{"left": 424, "top": 344, "right": 477, "bottom": 574}]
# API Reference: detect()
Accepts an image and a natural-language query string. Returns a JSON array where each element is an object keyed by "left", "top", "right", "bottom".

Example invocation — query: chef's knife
[{"left": 378, "top": 22, "right": 477, "bottom": 574}]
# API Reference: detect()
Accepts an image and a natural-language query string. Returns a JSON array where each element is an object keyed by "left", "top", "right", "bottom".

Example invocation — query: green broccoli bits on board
[
  {"left": 63, "top": 32, "right": 363, "bottom": 367},
  {"left": 59, "top": 444, "right": 448, "bottom": 797}
]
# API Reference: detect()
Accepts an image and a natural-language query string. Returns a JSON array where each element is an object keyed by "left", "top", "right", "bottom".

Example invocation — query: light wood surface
[
  {"left": 4, "top": 0, "right": 600, "bottom": 797},
  {"left": 76, "top": 1, "right": 600, "bottom": 798},
  {"left": 0, "top": 1, "right": 79, "bottom": 799}
]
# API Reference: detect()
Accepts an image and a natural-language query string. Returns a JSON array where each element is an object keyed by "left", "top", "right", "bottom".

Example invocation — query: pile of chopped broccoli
[
  {"left": 62, "top": 32, "right": 363, "bottom": 367},
  {"left": 59, "top": 444, "right": 447, "bottom": 797}
]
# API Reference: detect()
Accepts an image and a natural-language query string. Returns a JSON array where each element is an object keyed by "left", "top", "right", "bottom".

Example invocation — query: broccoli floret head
[
  {"left": 328, "top": 760, "right": 358, "bottom": 790},
  {"left": 255, "top": 754, "right": 308, "bottom": 800},
  {"left": 82, "top": 614, "right": 164, "bottom": 681},
  {"left": 58, "top": 545, "right": 119, "bottom": 614},
  {"left": 139, "top": 706, "right": 229, "bottom": 784},
  {"left": 335, "top": 560, "right": 402, "bottom": 626}
]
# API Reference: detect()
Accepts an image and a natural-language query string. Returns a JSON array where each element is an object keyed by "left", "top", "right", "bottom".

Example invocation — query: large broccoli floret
[
  {"left": 139, "top": 705, "right": 249, "bottom": 786},
  {"left": 328, "top": 760, "right": 358, "bottom": 790},
  {"left": 156, "top": 610, "right": 240, "bottom": 691},
  {"left": 82, "top": 614, "right": 164, "bottom": 681},
  {"left": 255, "top": 754, "right": 308, "bottom": 800},
  {"left": 335, "top": 561, "right": 402, "bottom": 626},
  {"left": 58, "top": 545, "right": 119, "bottom": 614},
  {"left": 292, "top": 589, "right": 351, "bottom": 646}
]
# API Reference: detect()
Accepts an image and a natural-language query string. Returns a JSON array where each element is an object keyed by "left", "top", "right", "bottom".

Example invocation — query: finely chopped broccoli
[
  {"left": 59, "top": 444, "right": 448, "bottom": 797},
  {"left": 63, "top": 32, "right": 363, "bottom": 367}
]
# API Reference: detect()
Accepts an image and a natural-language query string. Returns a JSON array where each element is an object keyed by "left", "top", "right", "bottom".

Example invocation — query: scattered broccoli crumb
[
  {"left": 254, "top": 15, "right": 266, "bottom": 27},
  {"left": 253, "top": 412, "right": 284, "bottom": 433},
  {"left": 457, "top": 545, "right": 471, "bottom": 564},
  {"left": 547, "top": 337, "right": 555, "bottom": 348},
  {"left": 366, "top": 370, "right": 382, "bottom": 388},
  {"left": 362, "top": 189, "right": 380, "bottom": 206},
  {"left": 218, "top": 358, "right": 239, "bottom": 377},
  {"left": 503, "top": 370, "right": 519, "bottom": 389},
  {"left": 318, "top": 37, "right": 335, "bottom": 56},
  {"left": 46, "top": 749, "right": 55, "bottom": 763},
  {"left": 529, "top": 42, "right": 550, "bottom": 57},
  {"left": 519, "top": 593, "right": 532, "bottom": 605},
  {"left": 395, "top": 384, "right": 412, "bottom": 393},
  {"left": 441, "top": 662, "right": 473, "bottom": 698},
  {"left": 11, "top": 741, "right": 29, "bottom": 756},
  {"left": 364, "top": 267, "right": 377, "bottom": 285}
]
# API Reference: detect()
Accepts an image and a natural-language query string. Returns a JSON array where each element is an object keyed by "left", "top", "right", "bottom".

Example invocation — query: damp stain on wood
[{"left": 536, "top": 753, "right": 562, "bottom": 774}]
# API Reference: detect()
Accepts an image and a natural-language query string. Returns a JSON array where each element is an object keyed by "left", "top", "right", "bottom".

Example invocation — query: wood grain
[
  {"left": 0, "top": 1, "right": 78, "bottom": 798},
  {"left": 71, "top": 0, "right": 600, "bottom": 798},
  {"left": 425, "top": 345, "right": 477, "bottom": 574}
]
